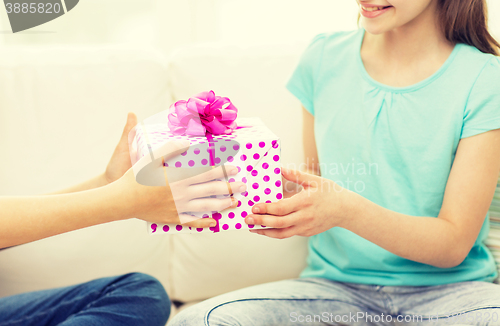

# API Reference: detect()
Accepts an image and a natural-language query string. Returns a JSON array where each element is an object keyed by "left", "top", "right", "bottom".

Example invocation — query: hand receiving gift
[
  {"left": 246, "top": 168, "right": 354, "bottom": 239},
  {"left": 92, "top": 112, "right": 240, "bottom": 229}
]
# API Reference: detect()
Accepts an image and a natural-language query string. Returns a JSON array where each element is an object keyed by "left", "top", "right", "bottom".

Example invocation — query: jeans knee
[
  {"left": 119, "top": 273, "right": 171, "bottom": 324},
  {"left": 169, "top": 302, "right": 244, "bottom": 326}
]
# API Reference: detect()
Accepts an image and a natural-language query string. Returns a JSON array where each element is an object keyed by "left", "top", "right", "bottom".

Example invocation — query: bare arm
[
  {"left": 1, "top": 113, "right": 246, "bottom": 249},
  {"left": 0, "top": 181, "right": 132, "bottom": 249},
  {"left": 47, "top": 174, "right": 109, "bottom": 195},
  {"left": 0, "top": 114, "right": 139, "bottom": 249},
  {"left": 342, "top": 129, "right": 500, "bottom": 267}
]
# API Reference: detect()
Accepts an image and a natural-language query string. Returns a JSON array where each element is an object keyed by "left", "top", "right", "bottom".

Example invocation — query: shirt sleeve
[
  {"left": 461, "top": 57, "right": 500, "bottom": 139},
  {"left": 285, "top": 34, "right": 326, "bottom": 116}
]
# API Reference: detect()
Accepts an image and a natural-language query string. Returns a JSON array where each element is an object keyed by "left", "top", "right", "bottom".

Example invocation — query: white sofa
[{"left": 0, "top": 43, "right": 309, "bottom": 320}]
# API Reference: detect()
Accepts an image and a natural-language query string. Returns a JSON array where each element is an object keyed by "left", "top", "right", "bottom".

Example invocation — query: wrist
[
  {"left": 102, "top": 179, "right": 135, "bottom": 222},
  {"left": 102, "top": 171, "right": 114, "bottom": 186},
  {"left": 91, "top": 172, "right": 112, "bottom": 189},
  {"left": 336, "top": 188, "right": 362, "bottom": 230}
]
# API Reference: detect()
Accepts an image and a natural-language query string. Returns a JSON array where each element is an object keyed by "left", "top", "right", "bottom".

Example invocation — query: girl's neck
[
  {"left": 360, "top": 2, "right": 455, "bottom": 88},
  {"left": 363, "top": 3, "right": 453, "bottom": 64}
]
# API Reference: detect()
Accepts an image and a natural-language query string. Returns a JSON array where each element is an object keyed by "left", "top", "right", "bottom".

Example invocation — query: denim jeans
[
  {"left": 0, "top": 273, "right": 170, "bottom": 326},
  {"left": 169, "top": 278, "right": 500, "bottom": 326}
]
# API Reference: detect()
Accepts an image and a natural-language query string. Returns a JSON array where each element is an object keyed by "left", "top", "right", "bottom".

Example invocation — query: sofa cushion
[{"left": 0, "top": 46, "right": 173, "bottom": 298}]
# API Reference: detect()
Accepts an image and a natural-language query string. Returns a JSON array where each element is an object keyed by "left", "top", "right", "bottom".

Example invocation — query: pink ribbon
[
  {"left": 206, "top": 133, "right": 217, "bottom": 166},
  {"left": 167, "top": 91, "right": 246, "bottom": 233},
  {"left": 168, "top": 90, "right": 238, "bottom": 137}
]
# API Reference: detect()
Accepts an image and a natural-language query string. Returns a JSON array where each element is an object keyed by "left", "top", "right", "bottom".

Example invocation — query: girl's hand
[
  {"left": 115, "top": 145, "right": 245, "bottom": 228},
  {"left": 105, "top": 112, "right": 138, "bottom": 184},
  {"left": 282, "top": 175, "right": 303, "bottom": 199},
  {"left": 245, "top": 168, "right": 353, "bottom": 238}
]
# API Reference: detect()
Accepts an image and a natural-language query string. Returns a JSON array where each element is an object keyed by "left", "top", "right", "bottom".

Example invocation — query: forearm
[
  {"left": 342, "top": 192, "right": 465, "bottom": 268},
  {"left": 0, "top": 183, "right": 130, "bottom": 249},
  {"left": 47, "top": 173, "right": 109, "bottom": 195}
]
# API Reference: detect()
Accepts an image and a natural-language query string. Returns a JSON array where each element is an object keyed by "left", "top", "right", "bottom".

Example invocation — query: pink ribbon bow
[{"left": 167, "top": 90, "right": 238, "bottom": 136}]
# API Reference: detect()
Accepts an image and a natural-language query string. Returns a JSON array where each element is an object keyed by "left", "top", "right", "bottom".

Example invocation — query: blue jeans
[
  {"left": 169, "top": 278, "right": 500, "bottom": 326},
  {"left": 0, "top": 273, "right": 170, "bottom": 326}
]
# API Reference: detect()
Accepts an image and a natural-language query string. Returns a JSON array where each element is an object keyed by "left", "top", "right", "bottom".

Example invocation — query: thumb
[
  {"left": 281, "top": 168, "right": 320, "bottom": 188},
  {"left": 122, "top": 112, "right": 138, "bottom": 140}
]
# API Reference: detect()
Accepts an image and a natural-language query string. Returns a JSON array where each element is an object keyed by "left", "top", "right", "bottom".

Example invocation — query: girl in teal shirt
[{"left": 171, "top": 0, "right": 500, "bottom": 324}]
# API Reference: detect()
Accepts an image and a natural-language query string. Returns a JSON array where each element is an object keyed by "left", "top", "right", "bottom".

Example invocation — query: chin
[{"left": 361, "top": 21, "right": 392, "bottom": 35}]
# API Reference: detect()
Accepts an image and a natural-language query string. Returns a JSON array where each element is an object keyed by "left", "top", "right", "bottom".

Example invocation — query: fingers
[
  {"left": 122, "top": 113, "right": 138, "bottom": 147},
  {"left": 244, "top": 212, "right": 299, "bottom": 229},
  {"left": 188, "top": 181, "right": 246, "bottom": 199},
  {"left": 186, "top": 197, "right": 234, "bottom": 212},
  {"left": 282, "top": 179, "right": 303, "bottom": 198},
  {"left": 123, "top": 113, "right": 138, "bottom": 150},
  {"left": 281, "top": 168, "right": 319, "bottom": 187},
  {"left": 123, "top": 112, "right": 138, "bottom": 138},
  {"left": 148, "top": 212, "right": 217, "bottom": 229},
  {"left": 127, "top": 125, "right": 139, "bottom": 166},
  {"left": 226, "top": 197, "right": 239, "bottom": 209},
  {"left": 185, "top": 165, "right": 239, "bottom": 185},
  {"left": 251, "top": 197, "right": 298, "bottom": 216},
  {"left": 113, "top": 112, "right": 137, "bottom": 153},
  {"left": 182, "top": 216, "right": 217, "bottom": 228}
]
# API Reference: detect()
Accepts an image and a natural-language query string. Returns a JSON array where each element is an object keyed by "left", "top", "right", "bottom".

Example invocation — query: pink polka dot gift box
[{"left": 128, "top": 91, "right": 282, "bottom": 234}]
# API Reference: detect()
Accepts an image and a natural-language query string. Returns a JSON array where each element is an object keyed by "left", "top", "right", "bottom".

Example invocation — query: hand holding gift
[
  {"left": 116, "top": 154, "right": 244, "bottom": 229},
  {"left": 246, "top": 168, "right": 351, "bottom": 239}
]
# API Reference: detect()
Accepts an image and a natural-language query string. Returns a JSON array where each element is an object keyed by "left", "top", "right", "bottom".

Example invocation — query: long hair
[{"left": 438, "top": 0, "right": 499, "bottom": 55}]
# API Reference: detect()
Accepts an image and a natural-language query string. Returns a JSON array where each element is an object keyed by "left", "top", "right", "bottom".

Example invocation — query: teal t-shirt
[{"left": 286, "top": 29, "right": 500, "bottom": 286}]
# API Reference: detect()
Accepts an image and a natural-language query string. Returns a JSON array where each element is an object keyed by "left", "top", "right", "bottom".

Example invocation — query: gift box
[{"left": 131, "top": 113, "right": 283, "bottom": 234}]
